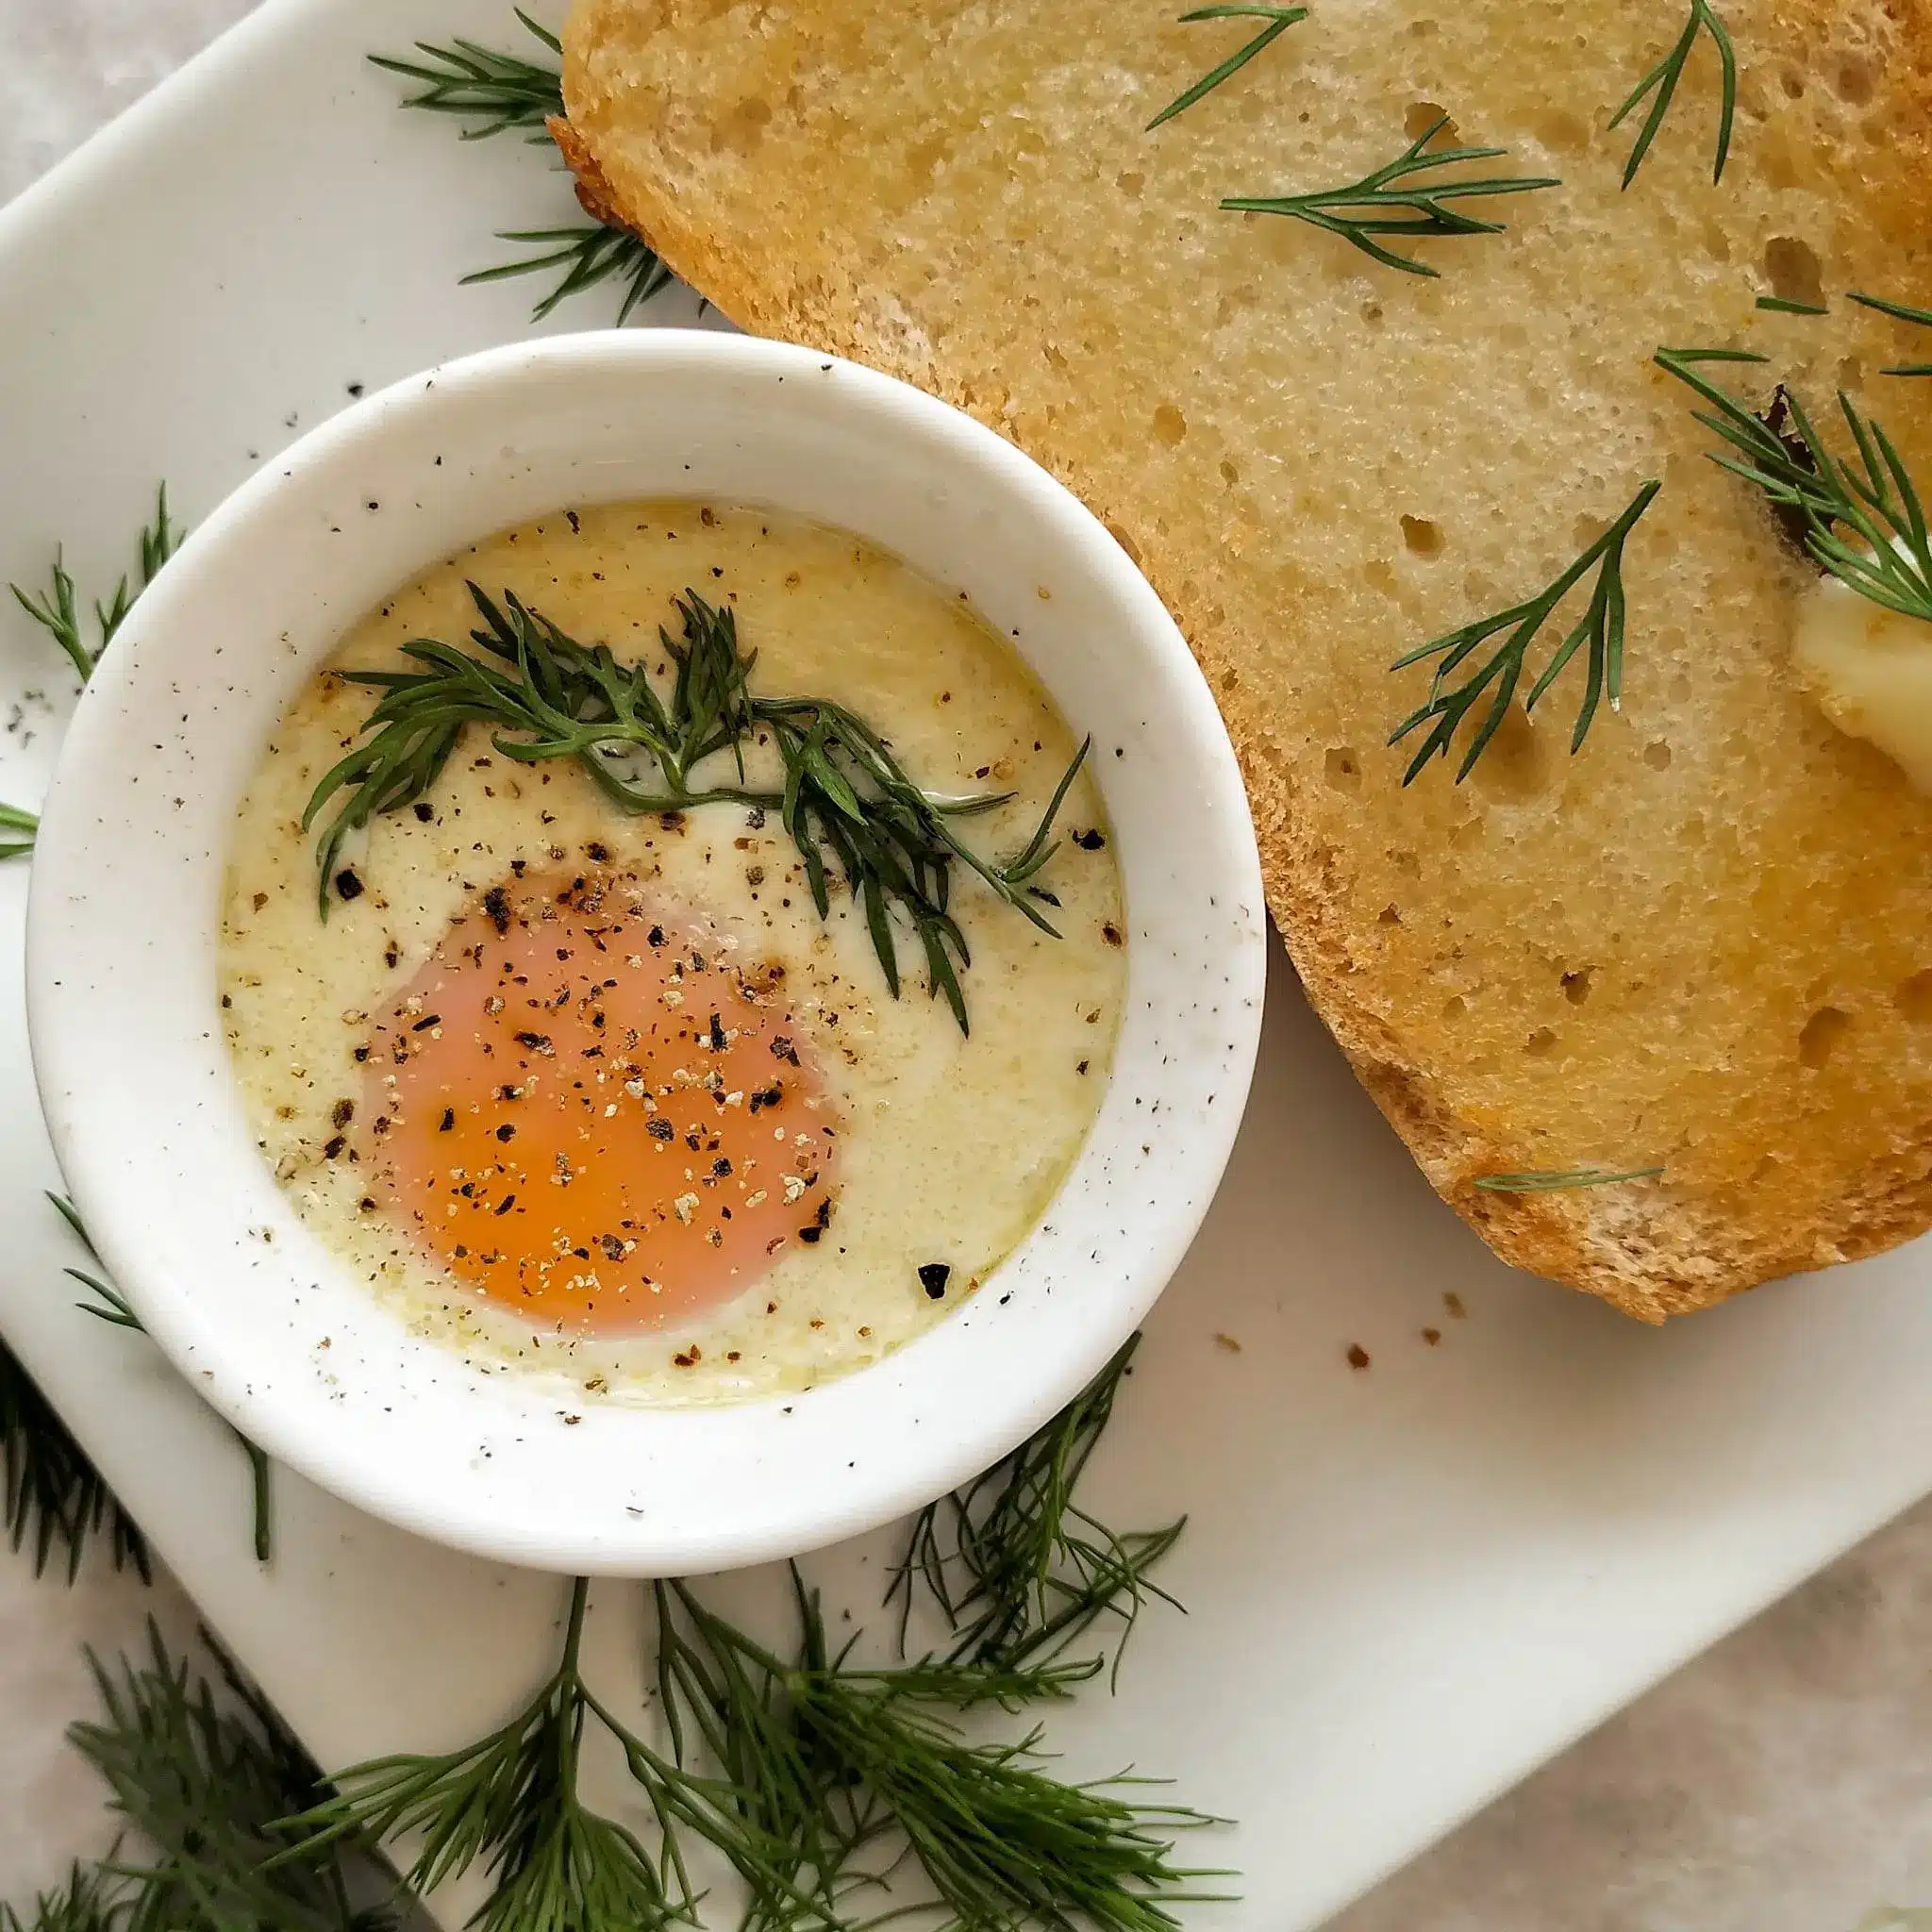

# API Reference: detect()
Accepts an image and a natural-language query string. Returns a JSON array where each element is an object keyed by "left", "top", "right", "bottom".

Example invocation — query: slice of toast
[{"left": 558, "top": 0, "right": 1932, "bottom": 1320}]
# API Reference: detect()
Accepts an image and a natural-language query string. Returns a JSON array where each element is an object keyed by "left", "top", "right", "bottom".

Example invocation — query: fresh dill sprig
[
  {"left": 3, "top": 488, "right": 176, "bottom": 858},
  {"left": 72, "top": 1621, "right": 391, "bottom": 1932},
  {"left": 281, "top": 1575, "right": 830, "bottom": 1932},
  {"left": 1657, "top": 346, "right": 1932, "bottom": 623},
  {"left": 275, "top": 1579, "right": 681, "bottom": 1932},
  {"left": 1145, "top": 6, "right": 1308, "bottom": 131},
  {"left": 1610, "top": 0, "right": 1737, "bottom": 188},
  {"left": 238, "top": 1438, "right": 275, "bottom": 1567},
  {"left": 277, "top": 1364, "right": 1213, "bottom": 1932},
  {"left": 0, "top": 1862, "right": 123, "bottom": 1932},
  {"left": 50, "top": 1193, "right": 274, "bottom": 1563},
  {"left": 648, "top": 1577, "right": 865, "bottom": 1930},
  {"left": 368, "top": 13, "right": 676, "bottom": 325},
  {"left": 0, "top": 801, "right": 36, "bottom": 861},
  {"left": 463, "top": 223, "right": 675, "bottom": 324},
  {"left": 1848, "top": 291, "right": 1932, "bottom": 377},
  {"left": 368, "top": 10, "right": 562, "bottom": 141},
  {"left": 10, "top": 483, "right": 177, "bottom": 685},
  {"left": 1222, "top": 118, "right": 1560, "bottom": 276},
  {"left": 889, "top": 1332, "right": 1185, "bottom": 1679},
  {"left": 1474, "top": 1167, "right": 1665, "bottom": 1192},
  {"left": 1757, "top": 295, "right": 1828, "bottom": 316},
  {"left": 0, "top": 1337, "right": 148, "bottom": 1585},
  {"left": 658, "top": 1570, "right": 1227, "bottom": 1932},
  {"left": 1391, "top": 479, "right": 1662, "bottom": 783},
  {"left": 51, "top": 1188, "right": 141, "bottom": 1330},
  {"left": 291, "top": 1566, "right": 1222, "bottom": 1932},
  {"left": 1848, "top": 291, "right": 1932, "bottom": 327},
  {"left": 306, "top": 585, "right": 1087, "bottom": 1033}
]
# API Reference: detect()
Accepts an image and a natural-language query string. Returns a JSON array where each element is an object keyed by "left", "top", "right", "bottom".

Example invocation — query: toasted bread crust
[
  {"left": 559, "top": 0, "right": 1932, "bottom": 1319},
  {"left": 546, "top": 113, "right": 646, "bottom": 240}
]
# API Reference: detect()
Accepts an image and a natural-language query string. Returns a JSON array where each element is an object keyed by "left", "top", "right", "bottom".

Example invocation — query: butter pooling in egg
[{"left": 360, "top": 868, "right": 836, "bottom": 1330}]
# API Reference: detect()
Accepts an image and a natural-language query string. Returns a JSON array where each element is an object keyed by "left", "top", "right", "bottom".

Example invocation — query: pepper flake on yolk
[{"left": 360, "top": 869, "right": 836, "bottom": 1330}]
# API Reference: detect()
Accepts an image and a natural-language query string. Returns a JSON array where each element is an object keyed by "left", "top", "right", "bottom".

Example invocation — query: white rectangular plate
[{"left": 4, "top": 4, "right": 1930, "bottom": 1925}]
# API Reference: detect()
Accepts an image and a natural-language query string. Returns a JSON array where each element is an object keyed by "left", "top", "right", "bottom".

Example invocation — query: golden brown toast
[{"left": 558, "top": 0, "right": 1932, "bottom": 1319}]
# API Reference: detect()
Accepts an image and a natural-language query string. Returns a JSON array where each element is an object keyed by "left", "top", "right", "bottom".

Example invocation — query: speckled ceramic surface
[{"left": 4, "top": 4, "right": 1932, "bottom": 1929}]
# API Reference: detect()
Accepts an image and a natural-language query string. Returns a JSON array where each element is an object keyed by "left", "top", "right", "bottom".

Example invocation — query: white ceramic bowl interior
[{"left": 27, "top": 331, "right": 1265, "bottom": 1575}]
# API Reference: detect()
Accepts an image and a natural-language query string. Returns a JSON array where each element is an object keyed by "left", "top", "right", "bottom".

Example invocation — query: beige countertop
[{"left": 1, "top": 5, "right": 1927, "bottom": 1926}]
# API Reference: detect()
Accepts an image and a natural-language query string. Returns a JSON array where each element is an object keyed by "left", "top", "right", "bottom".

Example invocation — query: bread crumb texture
[{"left": 562, "top": 0, "right": 1932, "bottom": 1320}]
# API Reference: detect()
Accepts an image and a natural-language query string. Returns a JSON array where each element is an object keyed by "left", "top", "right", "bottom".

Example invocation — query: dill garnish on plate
[
  {"left": 3, "top": 485, "right": 178, "bottom": 860},
  {"left": 890, "top": 1331, "right": 1185, "bottom": 1677},
  {"left": 0, "top": 1331, "right": 148, "bottom": 1586},
  {"left": 48, "top": 1194, "right": 275, "bottom": 1564},
  {"left": 273, "top": 1339, "right": 1222, "bottom": 1932},
  {"left": 11, "top": 483, "right": 178, "bottom": 686},
  {"left": 368, "top": 10, "right": 675, "bottom": 324}
]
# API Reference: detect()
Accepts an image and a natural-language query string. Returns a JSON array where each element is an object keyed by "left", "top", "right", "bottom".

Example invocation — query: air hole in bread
[
  {"left": 1834, "top": 54, "right": 1879, "bottom": 104},
  {"left": 1839, "top": 355, "right": 1865, "bottom": 390},
  {"left": 1216, "top": 283, "right": 1258, "bottom": 324},
  {"left": 1401, "top": 516, "right": 1445, "bottom": 558},
  {"left": 711, "top": 94, "right": 773, "bottom": 156},
  {"left": 1893, "top": 972, "right": 1932, "bottom": 1024},
  {"left": 1781, "top": 68, "right": 1807, "bottom": 98},
  {"left": 1798, "top": 1006, "right": 1852, "bottom": 1068},
  {"left": 1361, "top": 300, "right": 1384, "bottom": 328},
  {"left": 1219, "top": 458, "right": 1240, "bottom": 487},
  {"left": 1561, "top": 969, "right": 1592, "bottom": 1007},
  {"left": 1524, "top": 1027, "right": 1557, "bottom": 1057},
  {"left": 1441, "top": 994, "right": 1467, "bottom": 1022},
  {"left": 1764, "top": 237, "right": 1824, "bottom": 309},
  {"left": 1404, "top": 101, "right": 1458, "bottom": 144},
  {"left": 1472, "top": 705, "right": 1549, "bottom": 803},
  {"left": 907, "top": 136, "right": 948, "bottom": 181},
  {"left": 1378, "top": 904, "right": 1402, "bottom": 927},
  {"left": 1643, "top": 741, "right": 1673, "bottom": 772},
  {"left": 1531, "top": 108, "right": 1591, "bottom": 155},
  {"left": 1117, "top": 170, "right": 1144, "bottom": 197},
  {"left": 1324, "top": 747, "right": 1362, "bottom": 791},
  {"left": 1152, "top": 403, "right": 1187, "bottom": 445}
]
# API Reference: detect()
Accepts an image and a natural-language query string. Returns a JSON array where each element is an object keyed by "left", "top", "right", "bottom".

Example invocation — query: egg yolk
[{"left": 360, "top": 869, "right": 836, "bottom": 1332}]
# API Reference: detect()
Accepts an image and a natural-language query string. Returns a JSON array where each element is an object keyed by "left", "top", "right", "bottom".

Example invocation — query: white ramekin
[{"left": 25, "top": 331, "right": 1264, "bottom": 1575}]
